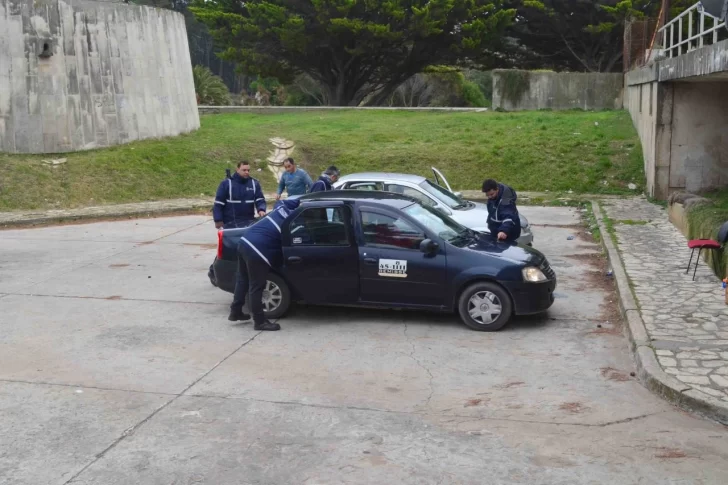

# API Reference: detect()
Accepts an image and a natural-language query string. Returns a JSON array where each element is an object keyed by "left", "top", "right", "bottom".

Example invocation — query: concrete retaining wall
[
  {"left": 491, "top": 70, "right": 624, "bottom": 111},
  {"left": 0, "top": 0, "right": 200, "bottom": 154},
  {"left": 625, "top": 78, "right": 728, "bottom": 199}
]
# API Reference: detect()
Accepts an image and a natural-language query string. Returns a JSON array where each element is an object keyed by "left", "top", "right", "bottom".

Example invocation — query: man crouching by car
[{"left": 482, "top": 178, "right": 521, "bottom": 243}]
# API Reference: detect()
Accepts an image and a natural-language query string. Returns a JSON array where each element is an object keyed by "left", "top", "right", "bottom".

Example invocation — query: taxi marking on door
[{"left": 379, "top": 259, "right": 407, "bottom": 278}]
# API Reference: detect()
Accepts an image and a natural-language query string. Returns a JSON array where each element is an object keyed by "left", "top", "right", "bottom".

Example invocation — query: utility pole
[{"left": 662, "top": 0, "right": 670, "bottom": 26}]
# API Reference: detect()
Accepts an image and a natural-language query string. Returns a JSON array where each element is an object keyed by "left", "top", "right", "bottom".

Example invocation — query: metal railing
[{"left": 659, "top": 1, "right": 727, "bottom": 58}]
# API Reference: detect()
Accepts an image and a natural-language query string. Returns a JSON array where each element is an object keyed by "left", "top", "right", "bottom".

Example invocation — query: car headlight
[{"left": 522, "top": 266, "right": 547, "bottom": 282}]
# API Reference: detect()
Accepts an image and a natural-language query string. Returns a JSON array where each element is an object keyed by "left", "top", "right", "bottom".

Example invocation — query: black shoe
[
  {"left": 228, "top": 310, "right": 251, "bottom": 322},
  {"left": 254, "top": 320, "right": 281, "bottom": 331}
]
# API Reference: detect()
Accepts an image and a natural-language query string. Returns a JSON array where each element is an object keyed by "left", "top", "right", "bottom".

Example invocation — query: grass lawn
[{"left": 0, "top": 110, "right": 644, "bottom": 211}]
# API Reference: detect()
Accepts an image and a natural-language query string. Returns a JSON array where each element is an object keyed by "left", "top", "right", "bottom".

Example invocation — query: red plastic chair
[{"left": 686, "top": 221, "right": 728, "bottom": 280}]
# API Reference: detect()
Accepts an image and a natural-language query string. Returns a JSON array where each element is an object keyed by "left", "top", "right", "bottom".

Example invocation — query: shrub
[
  {"left": 192, "top": 65, "right": 231, "bottom": 106},
  {"left": 462, "top": 81, "right": 488, "bottom": 107},
  {"left": 463, "top": 70, "right": 493, "bottom": 104}
]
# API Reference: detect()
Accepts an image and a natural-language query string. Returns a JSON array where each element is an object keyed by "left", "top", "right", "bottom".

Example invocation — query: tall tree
[
  {"left": 189, "top": 0, "right": 515, "bottom": 106},
  {"left": 500, "top": 0, "right": 690, "bottom": 72}
]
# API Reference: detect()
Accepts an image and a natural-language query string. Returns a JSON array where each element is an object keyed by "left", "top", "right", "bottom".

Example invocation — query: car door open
[
  {"left": 282, "top": 202, "right": 359, "bottom": 304},
  {"left": 431, "top": 167, "right": 453, "bottom": 192}
]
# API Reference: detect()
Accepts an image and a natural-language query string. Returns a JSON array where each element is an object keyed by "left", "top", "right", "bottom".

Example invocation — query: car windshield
[
  {"left": 403, "top": 203, "right": 474, "bottom": 245},
  {"left": 419, "top": 180, "right": 466, "bottom": 209}
]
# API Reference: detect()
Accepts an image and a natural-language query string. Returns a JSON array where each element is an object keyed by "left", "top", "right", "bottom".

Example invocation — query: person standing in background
[
  {"left": 208, "top": 161, "right": 266, "bottom": 286},
  {"left": 309, "top": 166, "right": 340, "bottom": 192},
  {"left": 276, "top": 158, "right": 313, "bottom": 199}
]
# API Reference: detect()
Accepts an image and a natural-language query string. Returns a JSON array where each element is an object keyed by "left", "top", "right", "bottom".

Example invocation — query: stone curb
[
  {"left": 591, "top": 200, "right": 728, "bottom": 425},
  {"left": 0, "top": 195, "right": 279, "bottom": 229}
]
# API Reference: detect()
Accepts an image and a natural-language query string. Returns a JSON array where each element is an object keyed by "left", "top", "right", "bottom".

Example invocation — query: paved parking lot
[{"left": 2, "top": 207, "right": 728, "bottom": 484}]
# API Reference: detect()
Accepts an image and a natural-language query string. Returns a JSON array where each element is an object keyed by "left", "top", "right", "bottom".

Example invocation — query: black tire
[
  {"left": 263, "top": 273, "right": 291, "bottom": 320},
  {"left": 457, "top": 281, "right": 513, "bottom": 332}
]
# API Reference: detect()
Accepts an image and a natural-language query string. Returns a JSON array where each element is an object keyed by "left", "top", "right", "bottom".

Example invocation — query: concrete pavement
[{"left": 1, "top": 208, "right": 728, "bottom": 484}]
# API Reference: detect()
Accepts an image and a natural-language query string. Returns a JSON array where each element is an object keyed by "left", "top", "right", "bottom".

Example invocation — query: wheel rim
[
  {"left": 261, "top": 280, "right": 283, "bottom": 312},
  {"left": 467, "top": 291, "right": 502, "bottom": 325}
]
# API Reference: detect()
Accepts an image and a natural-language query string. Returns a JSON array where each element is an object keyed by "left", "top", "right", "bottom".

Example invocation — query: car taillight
[{"left": 217, "top": 230, "right": 223, "bottom": 259}]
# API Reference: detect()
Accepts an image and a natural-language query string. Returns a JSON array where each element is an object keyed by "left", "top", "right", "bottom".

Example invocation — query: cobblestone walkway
[{"left": 601, "top": 198, "right": 728, "bottom": 403}]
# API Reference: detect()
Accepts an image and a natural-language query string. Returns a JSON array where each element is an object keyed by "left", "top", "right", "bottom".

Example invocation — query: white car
[{"left": 333, "top": 167, "right": 534, "bottom": 246}]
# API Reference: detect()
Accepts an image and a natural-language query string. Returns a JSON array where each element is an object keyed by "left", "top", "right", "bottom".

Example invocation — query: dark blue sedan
[{"left": 212, "top": 191, "right": 556, "bottom": 331}]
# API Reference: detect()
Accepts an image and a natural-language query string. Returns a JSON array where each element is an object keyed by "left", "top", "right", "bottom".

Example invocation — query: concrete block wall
[
  {"left": 0, "top": 0, "right": 200, "bottom": 154},
  {"left": 626, "top": 68, "right": 728, "bottom": 199},
  {"left": 491, "top": 70, "right": 624, "bottom": 111},
  {"left": 624, "top": 40, "right": 728, "bottom": 200},
  {"left": 670, "top": 82, "right": 728, "bottom": 193}
]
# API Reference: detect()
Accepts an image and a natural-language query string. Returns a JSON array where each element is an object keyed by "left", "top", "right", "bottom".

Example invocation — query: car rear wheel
[
  {"left": 457, "top": 281, "right": 513, "bottom": 331},
  {"left": 262, "top": 273, "right": 291, "bottom": 320}
]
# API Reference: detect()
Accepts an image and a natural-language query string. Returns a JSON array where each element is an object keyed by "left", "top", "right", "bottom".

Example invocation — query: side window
[
  {"left": 385, "top": 184, "right": 435, "bottom": 207},
  {"left": 345, "top": 182, "right": 384, "bottom": 191},
  {"left": 289, "top": 207, "right": 349, "bottom": 246},
  {"left": 361, "top": 210, "right": 425, "bottom": 250}
]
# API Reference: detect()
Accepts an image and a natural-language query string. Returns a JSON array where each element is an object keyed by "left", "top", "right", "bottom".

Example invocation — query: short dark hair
[
  {"left": 236, "top": 160, "right": 250, "bottom": 168},
  {"left": 284, "top": 157, "right": 295, "bottom": 165},
  {"left": 482, "top": 179, "right": 498, "bottom": 192},
  {"left": 324, "top": 165, "right": 339, "bottom": 177}
]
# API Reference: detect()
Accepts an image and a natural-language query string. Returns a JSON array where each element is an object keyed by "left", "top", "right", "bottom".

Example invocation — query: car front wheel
[
  {"left": 262, "top": 273, "right": 291, "bottom": 320},
  {"left": 457, "top": 281, "right": 513, "bottom": 331}
]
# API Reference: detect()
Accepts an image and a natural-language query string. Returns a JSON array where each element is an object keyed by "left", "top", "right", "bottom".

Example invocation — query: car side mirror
[
  {"left": 454, "top": 192, "right": 462, "bottom": 198},
  {"left": 419, "top": 238, "right": 439, "bottom": 254}
]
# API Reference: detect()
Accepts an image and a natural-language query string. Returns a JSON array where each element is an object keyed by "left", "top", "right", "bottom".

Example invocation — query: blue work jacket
[
  {"left": 238, "top": 199, "right": 301, "bottom": 268},
  {"left": 213, "top": 173, "right": 266, "bottom": 228},
  {"left": 309, "top": 174, "right": 333, "bottom": 192},
  {"left": 486, "top": 183, "right": 522, "bottom": 242}
]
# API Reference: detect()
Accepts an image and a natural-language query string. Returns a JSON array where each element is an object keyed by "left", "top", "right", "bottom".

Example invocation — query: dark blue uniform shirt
[{"left": 238, "top": 199, "right": 301, "bottom": 268}]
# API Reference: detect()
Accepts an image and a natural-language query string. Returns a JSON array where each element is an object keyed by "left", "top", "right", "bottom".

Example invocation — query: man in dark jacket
[
  {"left": 309, "top": 166, "right": 340, "bottom": 192},
  {"left": 213, "top": 161, "right": 267, "bottom": 228},
  {"left": 209, "top": 161, "right": 267, "bottom": 285},
  {"left": 482, "top": 179, "right": 521, "bottom": 243},
  {"left": 228, "top": 198, "right": 302, "bottom": 331}
]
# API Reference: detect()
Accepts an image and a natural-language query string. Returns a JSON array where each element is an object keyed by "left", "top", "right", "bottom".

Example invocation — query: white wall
[{"left": 0, "top": 0, "right": 200, "bottom": 153}]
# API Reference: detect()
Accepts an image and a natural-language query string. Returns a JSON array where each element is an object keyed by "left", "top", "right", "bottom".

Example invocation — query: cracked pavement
[{"left": 1, "top": 209, "right": 728, "bottom": 484}]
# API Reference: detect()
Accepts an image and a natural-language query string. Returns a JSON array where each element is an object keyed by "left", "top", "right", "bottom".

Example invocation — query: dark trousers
[{"left": 231, "top": 245, "right": 270, "bottom": 325}]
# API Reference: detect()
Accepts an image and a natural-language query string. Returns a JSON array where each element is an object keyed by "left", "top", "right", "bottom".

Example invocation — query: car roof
[
  {"left": 337, "top": 172, "right": 427, "bottom": 184},
  {"left": 295, "top": 189, "right": 417, "bottom": 210}
]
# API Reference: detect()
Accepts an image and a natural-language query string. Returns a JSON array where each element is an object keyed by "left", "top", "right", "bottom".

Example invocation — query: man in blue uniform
[
  {"left": 482, "top": 178, "right": 521, "bottom": 243},
  {"left": 208, "top": 161, "right": 267, "bottom": 285},
  {"left": 309, "top": 166, "right": 340, "bottom": 192},
  {"left": 228, "top": 198, "right": 302, "bottom": 331},
  {"left": 213, "top": 161, "right": 267, "bottom": 228}
]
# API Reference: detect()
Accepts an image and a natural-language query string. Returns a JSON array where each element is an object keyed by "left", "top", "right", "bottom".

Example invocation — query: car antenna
[{"left": 225, "top": 168, "right": 231, "bottom": 180}]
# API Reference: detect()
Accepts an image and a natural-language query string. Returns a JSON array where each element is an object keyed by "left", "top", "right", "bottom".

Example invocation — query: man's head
[
  {"left": 236, "top": 161, "right": 251, "bottom": 179},
  {"left": 482, "top": 179, "right": 499, "bottom": 200},
  {"left": 283, "top": 157, "right": 296, "bottom": 174},
  {"left": 324, "top": 165, "right": 340, "bottom": 183}
]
